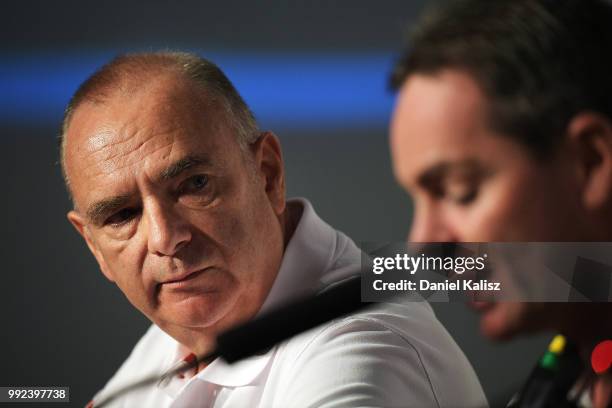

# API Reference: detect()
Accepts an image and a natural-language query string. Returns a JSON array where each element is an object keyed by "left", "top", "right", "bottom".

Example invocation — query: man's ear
[
  {"left": 567, "top": 112, "right": 612, "bottom": 210},
  {"left": 67, "top": 210, "right": 115, "bottom": 282},
  {"left": 250, "top": 132, "right": 286, "bottom": 215}
]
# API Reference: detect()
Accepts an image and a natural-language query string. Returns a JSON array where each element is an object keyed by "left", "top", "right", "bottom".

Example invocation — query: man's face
[
  {"left": 390, "top": 70, "right": 588, "bottom": 339},
  {"left": 65, "top": 75, "right": 285, "bottom": 345}
]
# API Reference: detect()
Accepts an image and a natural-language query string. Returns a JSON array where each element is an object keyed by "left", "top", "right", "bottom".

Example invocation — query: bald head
[{"left": 60, "top": 52, "right": 259, "bottom": 193}]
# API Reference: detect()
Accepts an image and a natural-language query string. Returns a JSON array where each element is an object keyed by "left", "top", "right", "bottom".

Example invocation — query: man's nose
[
  {"left": 145, "top": 201, "right": 192, "bottom": 257},
  {"left": 408, "top": 205, "right": 456, "bottom": 243}
]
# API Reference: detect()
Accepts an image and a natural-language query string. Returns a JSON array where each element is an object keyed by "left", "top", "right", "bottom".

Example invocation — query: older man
[
  {"left": 62, "top": 52, "right": 486, "bottom": 407},
  {"left": 389, "top": 0, "right": 612, "bottom": 406}
]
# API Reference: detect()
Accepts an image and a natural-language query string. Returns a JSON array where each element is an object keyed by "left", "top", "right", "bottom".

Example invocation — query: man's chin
[
  {"left": 477, "top": 301, "right": 565, "bottom": 343},
  {"left": 477, "top": 302, "right": 533, "bottom": 341},
  {"left": 158, "top": 293, "right": 234, "bottom": 330}
]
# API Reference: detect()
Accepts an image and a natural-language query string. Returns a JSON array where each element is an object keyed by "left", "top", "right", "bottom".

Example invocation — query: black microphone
[
  {"left": 217, "top": 275, "right": 368, "bottom": 362},
  {"left": 95, "top": 276, "right": 368, "bottom": 407},
  {"left": 508, "top": 335, "right": 586, "bottom": 408}
]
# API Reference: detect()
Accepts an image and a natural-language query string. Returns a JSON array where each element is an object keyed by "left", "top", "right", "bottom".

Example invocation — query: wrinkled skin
[{"left": 65, "top": 74, "right": 289, "bottom": 357}]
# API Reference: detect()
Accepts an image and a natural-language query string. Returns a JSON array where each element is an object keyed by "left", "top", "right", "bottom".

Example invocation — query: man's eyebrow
[
  {"left": 158, "top": 155, "right": 210, "bottom": 182},
  {"left": 86, "top": 195, "right": 131, "bottom": 225},
  {"left": 83, "top": 156, "right": 210, "bottom": 225},
  {"left": 417, "top": 159, "right": 481, "bottom": 188}
]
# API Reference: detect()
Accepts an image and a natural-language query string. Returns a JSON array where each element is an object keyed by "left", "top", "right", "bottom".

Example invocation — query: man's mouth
[
  {"left": 468, "top": 300, "right": 496, "bottom": 313},
  {"left": 159, "top": 269, "right": 207, "bottom": 289}
]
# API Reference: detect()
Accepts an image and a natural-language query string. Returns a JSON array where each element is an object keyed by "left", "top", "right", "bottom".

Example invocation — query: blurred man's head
[
  {"left": 390, "top": 0, "right": 612, "bottom": 339},
  {"left": 61, "top": 52, "right": 289, "bottom": 355}
]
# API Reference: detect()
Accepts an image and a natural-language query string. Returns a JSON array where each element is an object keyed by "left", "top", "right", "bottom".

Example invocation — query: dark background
[{"left": 1, "top": 1, "right": 549, "bottom": 406}]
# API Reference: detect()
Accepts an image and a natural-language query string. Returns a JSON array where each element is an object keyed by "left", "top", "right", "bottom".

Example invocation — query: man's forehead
[
  {"left": 391, "top": 121, "right": 481, "bottom": 187},
  {"left": 391, "top": 70, "right": 493, "bottom": 182},
  {"left": 64, "top": 75, "right": 236, "bottom": 207},
  {"left": 393, "top": 71, "right": 487, "bottom": 137},
  {"left": 70, "top": 103, "right": 190, "bottom": 159},
  {"left": 69, "top": 75, "right": 227, "bottom": 155},
  {"left": 74, "top": 76, "right": 213, "bottom": 134}
]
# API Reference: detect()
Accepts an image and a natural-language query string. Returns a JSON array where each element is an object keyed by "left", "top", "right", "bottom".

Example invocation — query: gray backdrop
[{"left": 1, "top": 1, "right": 550, "bottom": 406}]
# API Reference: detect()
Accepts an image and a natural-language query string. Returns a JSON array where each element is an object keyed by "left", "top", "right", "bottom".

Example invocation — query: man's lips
[
  {"left": 159, "top": 269, "right": 207, "bottom": 288},
  {"left": 468, "top": 300, "right": 496, "bottom": 312}
]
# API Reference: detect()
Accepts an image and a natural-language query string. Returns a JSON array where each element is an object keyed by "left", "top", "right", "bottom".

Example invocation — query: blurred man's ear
[
  {"left": 250, "top": 132, "right": 286, "bottom": 215},
  {"left": 567, "top": 112, "right": 612, "bottom": 211},
  {"left": 67, "top": 211, "right": 115, "bottom": 282}
]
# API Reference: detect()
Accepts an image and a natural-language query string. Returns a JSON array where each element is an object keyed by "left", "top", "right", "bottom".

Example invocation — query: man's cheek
[
  {"left": 450, "top": 204, "right": 504, "bottom": 241},
  {"left": 102, "top": 248, "right": 151, "bottom": 302},
  {"left": 212, "top": 213, "right": 251, "bottom": 255},
  {"left": 468, "top": 185, "right": 525, "bottom": 240},
  {"left": 114, "top": 273, "right": 156, "bottom": 314}
]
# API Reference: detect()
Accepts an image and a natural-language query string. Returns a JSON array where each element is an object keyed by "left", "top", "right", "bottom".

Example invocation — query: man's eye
[
  {"left": 446, "top": 186, "right": 478, "bottom": 205},
  {"left": 453, "top": 190, "right": 478, "bottom": 205},
  {"left": 105, "top": 208, "right": 139, "bottom": 226},
  {"left": 180, "top": 174, "right": 209, "bottom": 194}
]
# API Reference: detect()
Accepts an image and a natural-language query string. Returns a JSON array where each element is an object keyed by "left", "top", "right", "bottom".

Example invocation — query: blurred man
[
  {"left": 389, "top": 0, "right": 612, "bottom": 406},
  {"left": 61, "top": 51, "right": 486, "bottom": 407}
]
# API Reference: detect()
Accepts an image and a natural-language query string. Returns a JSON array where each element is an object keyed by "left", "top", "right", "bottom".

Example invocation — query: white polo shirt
[{"left": 91, "top": 199, "right": 488, "bottom": 408}]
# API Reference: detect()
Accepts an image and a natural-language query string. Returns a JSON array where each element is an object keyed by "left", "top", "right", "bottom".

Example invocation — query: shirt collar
[
  {"left": 257, "top": 197, "right": 338, "bottom": 315},
  {"left": 194, "top": 350, "right": 274, "bottom": 387}
]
